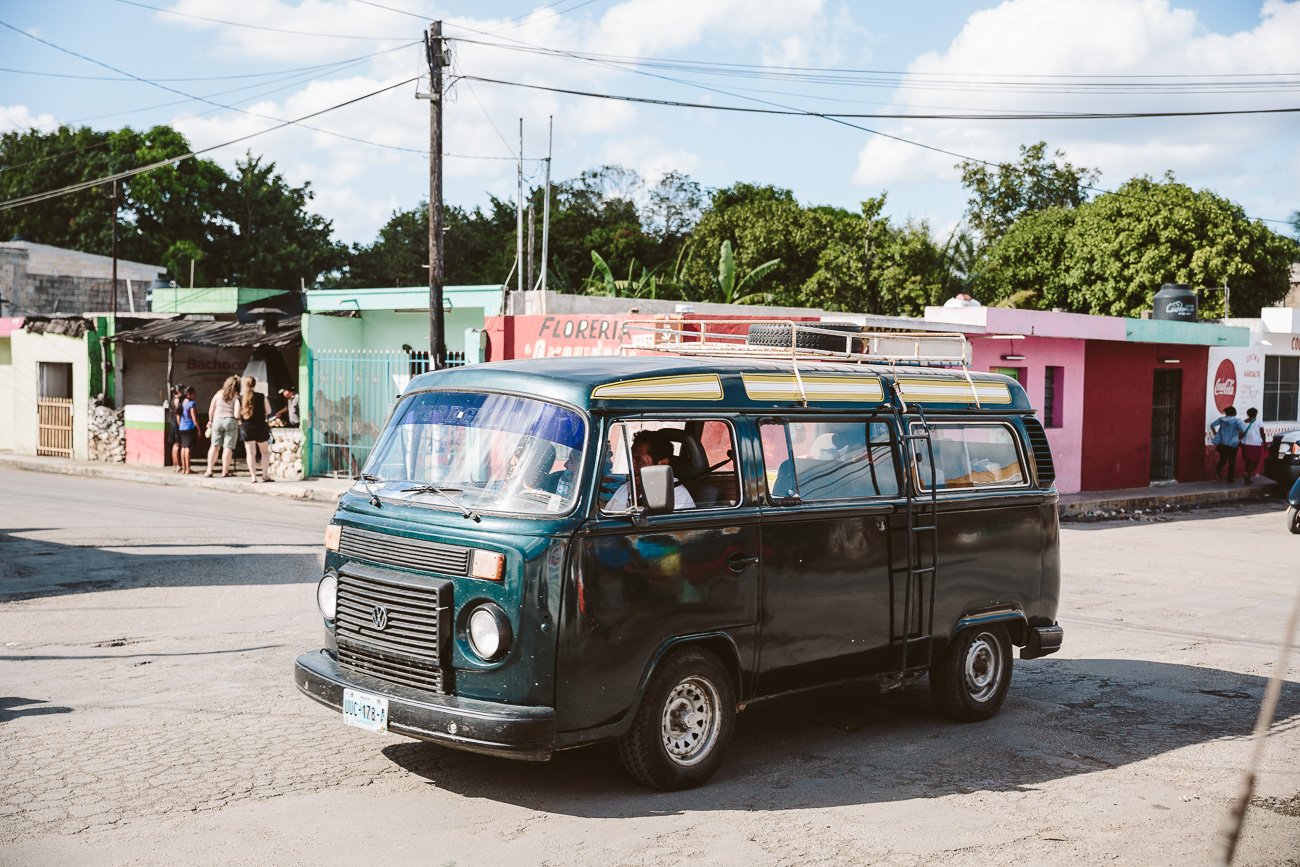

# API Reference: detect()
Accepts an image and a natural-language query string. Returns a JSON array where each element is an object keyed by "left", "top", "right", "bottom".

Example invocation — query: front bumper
[{"left": 294, "top": 650, "right": 556, "bottom": 761}]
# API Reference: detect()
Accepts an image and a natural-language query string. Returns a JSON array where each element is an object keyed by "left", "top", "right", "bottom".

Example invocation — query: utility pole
[
  {"left": 516, "top": 119, "right": 524, "bottom": 302},
  {"left": 424, "top": 21, "right": 447, "bottom": 369},
  {"left": 540, "top": 115, "right": 552, "bottom": 314}
]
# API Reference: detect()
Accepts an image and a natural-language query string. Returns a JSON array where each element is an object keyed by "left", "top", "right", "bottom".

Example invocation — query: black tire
[
  {"left": 929, "top": 624, "right": 1013, "bottom": 722},
  {"left": 1288, "top": 505, "right": 1300, "bottom": 535},
  {"left": 616, "top": 647, "right": 736, "bottom": 791},
  {"left": 747, "top": 322, "right": 863, "bottom": 353}
]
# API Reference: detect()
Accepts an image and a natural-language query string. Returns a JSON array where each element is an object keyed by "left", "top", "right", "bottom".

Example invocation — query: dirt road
[{"left": 1, "top": 469, "right": 1296, "bottom": 865}]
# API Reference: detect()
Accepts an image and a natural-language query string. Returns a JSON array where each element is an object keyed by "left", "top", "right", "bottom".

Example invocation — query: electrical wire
[
  {"left": 492, "top": 0, "right": 607, "bottom": 33},
  {"left": 0, "top": 42, "right": 416, "bottom": 83},
  {"left": 442, "top": 27, "right": 1298, "bottom": 226},
  {"left": 458, "top": 75, "right": 1300, "bottom": 120},
  {"left": 111, "top": 0, "right": 407, "bottom": 40},
  {"left": 0, "top": 19, "right": 425, "bottom": 156},
  {"left": 0, "top": 77, "right": 417, "bottom": 212}
]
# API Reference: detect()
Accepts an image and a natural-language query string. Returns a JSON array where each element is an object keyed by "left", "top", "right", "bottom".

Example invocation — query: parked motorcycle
[{"left": 1288, "top": 476, "right": 1300, "bottom": 534}]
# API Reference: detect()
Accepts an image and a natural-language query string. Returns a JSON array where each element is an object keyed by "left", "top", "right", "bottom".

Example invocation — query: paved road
[{"left": 1, "top": 468, "right": 1297, "bottom": 865}]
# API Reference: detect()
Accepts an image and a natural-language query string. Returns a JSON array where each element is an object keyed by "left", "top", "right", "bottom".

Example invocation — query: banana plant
[{"left": 712, "top": 240, "right": 780, "bottom": 305}]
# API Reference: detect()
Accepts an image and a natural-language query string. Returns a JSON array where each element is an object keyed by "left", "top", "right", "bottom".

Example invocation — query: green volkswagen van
[{"left": 295, "top": 326, "right": 1063, "bottom": 790}]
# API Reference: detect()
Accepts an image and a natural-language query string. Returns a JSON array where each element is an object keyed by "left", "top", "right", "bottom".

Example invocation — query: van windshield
[{"left": 360, "top": 391, "right": 586, "bottom": 516}]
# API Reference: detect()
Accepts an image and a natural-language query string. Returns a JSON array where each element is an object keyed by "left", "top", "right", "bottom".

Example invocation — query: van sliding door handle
[{"left": 727, "top": 552, "right": 760, "bottom": 573}]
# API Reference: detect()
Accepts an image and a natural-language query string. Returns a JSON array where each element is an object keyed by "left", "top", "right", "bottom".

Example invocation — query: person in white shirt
[
  {"left": 1239, "top": 406, "right": 1264, "bottom": 484},
  {"left": 605, "top": 429, "right": 696, "bottom": 512}
]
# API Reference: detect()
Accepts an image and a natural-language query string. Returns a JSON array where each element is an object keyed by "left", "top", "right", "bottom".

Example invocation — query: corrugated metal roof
[
  {"left": 109, "top": 316, "right": 300, "bottom": 348},
  {"left": 22, "top": 316, "right": 93, "bottom": 338}
]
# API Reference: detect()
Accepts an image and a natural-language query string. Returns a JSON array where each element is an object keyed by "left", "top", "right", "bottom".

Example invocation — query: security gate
[
  {"left": 308, "top": 349, "right": 463, "bottom": 478},
  {"left": 1150, "top": 369, "right": 1181, "bottom": 481}
]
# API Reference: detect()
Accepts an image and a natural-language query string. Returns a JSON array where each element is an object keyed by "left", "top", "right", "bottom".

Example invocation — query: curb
[
  {"left": 1059, "top": 481, "right": 1279, "bottom": 519},
  {"left": 0, "top": 454, "right": 349, "bottom": 504}
]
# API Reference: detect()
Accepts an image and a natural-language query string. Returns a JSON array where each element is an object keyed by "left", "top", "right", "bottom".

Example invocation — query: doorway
[
  {"left": 37, "top": 361, "right": 74, "bottom": 458},
  {"left": 1150, "top": 369, "right": 1181, "bottom": 482}
]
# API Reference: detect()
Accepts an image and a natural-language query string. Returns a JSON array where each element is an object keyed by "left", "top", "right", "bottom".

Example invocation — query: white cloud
[
  {"left": 852, "top": 0, "right": 1300, "bottom": 229},
  {"left": 0, "top": 104, "right": 59, "bottom": 132}
]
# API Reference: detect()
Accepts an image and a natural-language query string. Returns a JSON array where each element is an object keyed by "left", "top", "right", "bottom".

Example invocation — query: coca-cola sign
[{"left": 1213, "top": 359, "right": 1237, "bottom": 412}]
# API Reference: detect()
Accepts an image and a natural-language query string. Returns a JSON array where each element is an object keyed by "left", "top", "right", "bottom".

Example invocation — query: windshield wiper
[
  {"left": 353, "top": 473, "right": 383, "bottom": 508},
  {"left": 401, "top": 483, "right": 482, "bottom": 523}
]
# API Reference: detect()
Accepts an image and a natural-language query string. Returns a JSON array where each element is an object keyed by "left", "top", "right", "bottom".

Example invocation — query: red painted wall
[{"left": 1080, "top": 342, "right": 1209, "bottom": 491}]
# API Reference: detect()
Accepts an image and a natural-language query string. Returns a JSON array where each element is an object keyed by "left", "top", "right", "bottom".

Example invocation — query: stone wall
[
  {"left": 268, "top": 428, "right": 304, "bottom": 480},
  {"left": 88, "top": 399, "right": 125, "bottom": 462}
]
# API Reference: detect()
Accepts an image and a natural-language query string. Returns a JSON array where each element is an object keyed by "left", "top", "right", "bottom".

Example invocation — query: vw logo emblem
[{"left": 371, "top": 605, "right": 389, "bottom": 631}]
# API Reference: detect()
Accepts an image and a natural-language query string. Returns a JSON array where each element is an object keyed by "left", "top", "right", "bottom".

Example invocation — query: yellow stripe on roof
[
  {"left": 591, "top": 374, "right": 724, "bottom": 401},
  {"left": 895, "top": 376, "right": 1012, "bottom": 405},
  {"left": 742, "top": 373, "right": 884, "bottom": 402}
]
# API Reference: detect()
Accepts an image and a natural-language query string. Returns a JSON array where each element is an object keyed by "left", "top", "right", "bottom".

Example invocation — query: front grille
[
  {"left": 335, "top": 568, "right": 452, "bottom": 694},
  {"left": 338, "top": 526, "right": 471, "bottom": 576}
]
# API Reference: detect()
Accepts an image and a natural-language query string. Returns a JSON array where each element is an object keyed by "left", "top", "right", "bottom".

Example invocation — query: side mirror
[{"left": 639, "top": 464, "right": 675, "bottom": 513}]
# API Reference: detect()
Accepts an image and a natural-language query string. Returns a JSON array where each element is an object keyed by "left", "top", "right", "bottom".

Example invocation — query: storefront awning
[{"left": 108, "top": 316, "right": 300, "bottom": 349}]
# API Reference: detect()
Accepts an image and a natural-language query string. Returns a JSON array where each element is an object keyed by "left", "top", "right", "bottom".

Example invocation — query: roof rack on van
[
  {"left": 618, "top": 318, "right": 972, "bottom": 366},
  {"left": 618, "top": 318, "right": 983, "bottom": 409}
]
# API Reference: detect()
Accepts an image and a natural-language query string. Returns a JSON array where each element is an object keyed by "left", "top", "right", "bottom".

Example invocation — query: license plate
[{"left": 342, "top": 688, "right": 388, "bottom": 734}]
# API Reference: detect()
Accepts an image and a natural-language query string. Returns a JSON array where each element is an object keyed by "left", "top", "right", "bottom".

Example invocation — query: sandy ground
[{"left": 0, "top": 468, "right": 1297, "bottom": 866}]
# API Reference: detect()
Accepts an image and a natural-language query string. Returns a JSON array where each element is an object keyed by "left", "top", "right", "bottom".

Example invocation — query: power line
[
  {"left": 451, "top": 35, "right": 1300, "bottom": 95},
  {"left": 0, "top": 19, "right": 425, "bottom": 156},
  {"left": 111, "top": 0, "right": 406, "bottom": 40},
  {"left": 0, "top": 42, "right": 418, "bottom": 83},
  {"left": 459, "top": 74, "right": 1300, "bottom": 121},
  {"left": 0, "top": 77, "right": 418, "bottom": 213}
]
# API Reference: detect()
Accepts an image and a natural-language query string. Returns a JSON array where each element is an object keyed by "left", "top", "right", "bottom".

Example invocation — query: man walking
[{"left": 1209, "top": 405, "right": 1245, "bottom": 483}]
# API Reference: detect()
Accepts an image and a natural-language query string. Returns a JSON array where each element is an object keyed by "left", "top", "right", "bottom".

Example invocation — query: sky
[{"left": 2, "top": 0, "right": 1298, "bottom": 252}]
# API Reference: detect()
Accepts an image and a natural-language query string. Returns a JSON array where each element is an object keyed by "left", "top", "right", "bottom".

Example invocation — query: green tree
[
  {"left": 1061, "top": 174, "right": 1296, "bottom": 317},
  {"left": 973, "top": 173, "right": 1297, "bottom": 316},
  {"left": 0, "top": 124, "right": 228, "bottom": 271},
  {"left": 710, "top": 240, "right": 780, "bottom": 304},
  {"left": 211, "top": 153, "right": 344, "bottom": 289},
  {"left": 681, "top": 183, "right": 853, "bottom": 305},
  {"left": 972, "top": 207, "right": 1077, "bottom": 309},
  {"left": 959, "top": 141, "right": 1098, "bottom": 247}
]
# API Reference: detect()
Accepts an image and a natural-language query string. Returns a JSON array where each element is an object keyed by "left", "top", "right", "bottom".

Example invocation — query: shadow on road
[
  {"left": 0, "top": 528, "right": 321, "bottom": 600},
  {"left": 0, "top": 696, "right": 73, "bottom": 722},
  {"left": 382, "top": 657, "right": 1300, "bottom": 815}
]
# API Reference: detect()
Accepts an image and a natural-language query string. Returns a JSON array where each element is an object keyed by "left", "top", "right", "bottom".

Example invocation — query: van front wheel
[
  {"left": 1287, "top": 505, "right": 1300, "bottom": 534},
  {"left": 930, "top": 624, "right": 1012, "bottom": 722},
  {"left": 617, "top": 648, "right": 736, "bottom": 790}
]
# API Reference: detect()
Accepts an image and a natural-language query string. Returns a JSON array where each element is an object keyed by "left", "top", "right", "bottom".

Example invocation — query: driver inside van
[{"left": 604, "top": 429, "right": 697, "bottom": 512}]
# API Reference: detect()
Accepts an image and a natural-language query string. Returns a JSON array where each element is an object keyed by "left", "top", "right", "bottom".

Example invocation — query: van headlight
[
  {"left": 317, "top": 572, "right": 338, "bottom": 620},
  {"left": 467, "top": 603, "right": 512, "bottom": 662}
]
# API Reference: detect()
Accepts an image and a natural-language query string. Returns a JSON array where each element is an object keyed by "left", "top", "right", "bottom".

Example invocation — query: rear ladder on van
[{"left": 881, "top": 392, "right": 939, "bottom": 690}]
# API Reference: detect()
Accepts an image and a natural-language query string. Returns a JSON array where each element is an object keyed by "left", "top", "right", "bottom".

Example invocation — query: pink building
[{"left": 926, "top": 307, "right": 1248, "bottom": 494}]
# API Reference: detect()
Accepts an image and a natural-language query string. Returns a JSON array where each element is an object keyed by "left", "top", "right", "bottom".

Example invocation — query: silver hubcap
[
  {"left": 964, "top": 632, "right": 1003, "bottom": 703},
  {"left": 660, "top": 675, "right": 720, "bottom": 766}
]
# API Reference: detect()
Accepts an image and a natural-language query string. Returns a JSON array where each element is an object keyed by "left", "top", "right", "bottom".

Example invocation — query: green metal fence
[{"left": 307, "top": 348, "right": 463, "bottom": 477}]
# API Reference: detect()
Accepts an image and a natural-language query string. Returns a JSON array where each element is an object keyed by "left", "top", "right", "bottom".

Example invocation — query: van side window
[
  {"left": 599, "top": 420, "right": 740, "bottom": 513},
  {"left": 760, "top": 420, "right": 899, "bottom": 502},
  {"left": 911, "top": 422, "right": 1026, "bottom": 490}
]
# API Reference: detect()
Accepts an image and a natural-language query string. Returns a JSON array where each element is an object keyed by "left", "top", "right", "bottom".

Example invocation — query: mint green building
[{"left": 301, "top": 284, "right": 503, "bottom": 477}]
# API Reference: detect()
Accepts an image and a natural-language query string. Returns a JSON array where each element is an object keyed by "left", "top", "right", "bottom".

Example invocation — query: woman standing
[
  {"left": 205, "top": 375, "right": 242, "bottom": 478},
  {"left": 177, "top": 386, "right": 199, "bottom": 474},
  {"left": 1239, "top": 407, "right": 1264, "bottom": 484},
  {"left": 239, "top": 376, "right": 273, "bottom": 483}
]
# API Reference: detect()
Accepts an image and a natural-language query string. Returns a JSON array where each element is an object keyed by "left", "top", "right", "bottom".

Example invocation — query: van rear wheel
[
  {"left": 616, "top": 647, "right": 735, "bottom": 791},
  {"left": 930, "top": 624, "right": 1012, "bottom": 722}
]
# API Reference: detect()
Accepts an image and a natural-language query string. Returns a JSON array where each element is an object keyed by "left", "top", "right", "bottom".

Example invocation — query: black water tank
[{"left": 1152, "top": 283, "right": 1197, "bottom": 321}]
